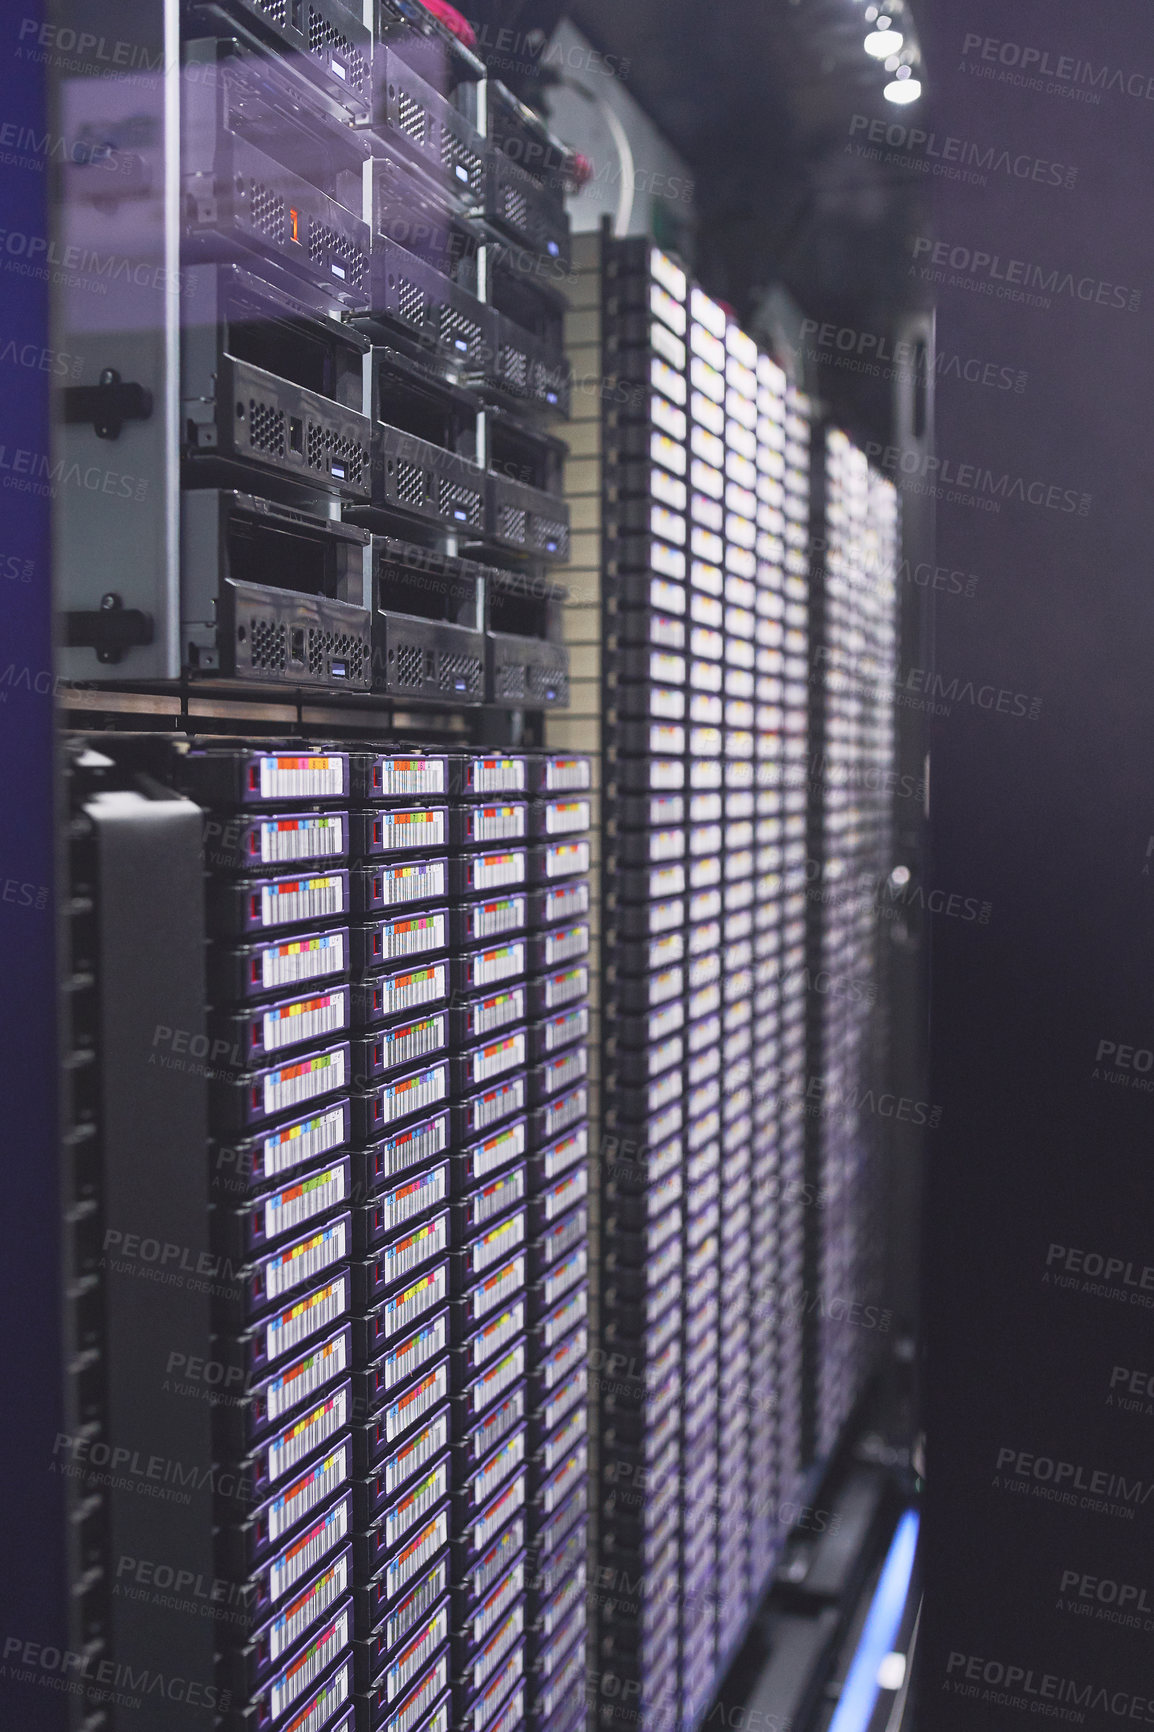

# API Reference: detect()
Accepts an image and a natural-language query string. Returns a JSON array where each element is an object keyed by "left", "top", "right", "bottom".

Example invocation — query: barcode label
[
  {"left": 470, "top": 1513, "right": 523, "bottom": 1602},
  {"left": 387, "top": 1603, "right": 449, "bottom": 1704},
  {"left": 267, "top": 1442, "right": 349, "bottom": 1545},
  {"left": 472, "top": 1651, "right": 523, "bottom": 1732},
  {"left": 471, "top": 1559, "right": 524, "bottom": 1648},
  {"left": 375, "top": 808, "right": 447, "bottom": 852},
  {"left": 386, "top": 1654, "right": 448, "bottom": 1732},
  {"left": 469, "top": 1386, "right": 525, "bottom": 1464},
  {"left": 265, "top": 1276, "right": 348, "bottom": 1365},
  {"left": 373, "top": 963, "right": 448, "bottom": 1021},
  {"left": 468, "top": 987, "right": 524, "bottom": 1039},
  {"left": 280, "top": 1655, "right": 351, "bottom": 1732},
  {"left": 541, "top": 1559, "right": 585, "bottom": 1636},
  {"left": 540, "top": 1326, "right": 586, "bottom": 1392},
  {"left": 386, "top": 1458, "right": 449, "bottom": 1550},
  {"left": 380, "top": 1264, "right": 449, "bottom": 1343},
  {"left": 261, "top": 1105, "right": 347, "bottom": 1181},
  {"left": 262, "top": 1047, "right": 346, "bottom": 1118},
  {"left": 468, "top": 1077, "right": 525, "bottom": 1132},
  {"left": 378, "top": 1015, "right": 447, "bottom": 1074},
  {"left": 374, "top": 1112, "right": 448, "bottom": 1181},
  {"left": 473, "top": 1472, "right": 526, "bottom": 1554},
  {"left": 375, "top": 1064, "right": 448, "bottom": 1128},
  {"left": 472, "top": 1602, "right": 525, "bottom": 1694},
  {"left": 386, "top": 1360, "right": 449, "bottom": 1444},
  {"left": 543, "top": 1047, "right": 587, "bottom": 1095},
  {"left": 543, "top": 841, "right": 589, "bottom": 879},
  {"left": 472, "top": 758, "right": 526, "bottom": 793},
  {"left": 386, "top": 1507, "right": 449, "bottom": 1599},
  {"left": 264, "top": 1218, "right": 348, "bottom": 1303},
  {"left": 259, "top": 815, "right": 345, "bottom": 866},
  {"left": 542, "top": 800, "right": 590, "bottom": 835},
  {"left": 385, "top": 1558, "right": 448, "bottom": 1654},
  {"left": 544, "top": 1007, "right": 589, "bottom": 1054},
  {"left": 470, "top": 1300, "right": 525, "bottom": 1370},
  {"left": 471, "top": 852, "right": 525, "bottom": 890},
  {"left": 265, "top": 1331, "right": 348, "bottom": 1425},
  {"left": 263, "top": 991, "right": 347, "bottom": 1054},
  {"left": 543, "top": 1289, "right": 587, "bottom": 1351},
  {"left": 544, "top": 925, "right": 589, "bottom": 966},
  {"left": 269, "top": 1604, "right": 349, "bottom": 1722},
  {"left": 259, "top": 756, "right": 345, "bottom": 801},
  {"left": 543, "top": 1446, "right": 586, "bottom": 1514},
  {"left": 540, "top": 1122, "right": 585, "bottom": 1191},
  {"left": 375, "top": 860, "right": 447, "bottom": 907},
  {"left": 470, "top": 805, "right": 526, "bottom": 843},
  {"left": 469, "top": 1030, "right": 526, "bottom": 1085},
  {"left": 379, "top": 1213, "right": 449, "bottom": 1288},
  {"left": 260, "top": 876, "right": 345, "bottom": 928},
  {"left": 267, "top": 1495, "right": 350, "bottom": 1605},
  {"left": 470, "top": 1343, "right": 526, "bottom": 1415},
  {"left": 470, "top": 1212, "right": 525, "bottom": 1275},
  {"left": 469, "top": 897, "right": 526, "bottom": 940},
  {"left": 543, "top": 1247, "right": 587, "bottom": 1310},
  {"left": 468, "top": 942, "right": 525, "bottom": 988},
  {"left": 544, "top": 1169, "right": 586, "bottom": 1223},
  {"left": 542, "top": 882, "right": 588, "bottom": 923},
  {"left": 472, "top": 1429, "right": 525, "bottom": 1510},
  {"left": 379, "top": 1163, "right": 447, "bottom": 1232},
  {"left": 384, "top": 1410, "right": 450, "bottom": 1499},
  {"left": 472, "top": 1253, "right": 525, "bottom": 1322},
  {"left": 261, "top": 931, "right": 346, "bottom": 991},
  {"left": 266, "top": 1549, "right": 349, "bottom": 1666},
  {"left": 541, "top": 758, "right": 590, "bottom": 792},
  {"left": 384, "top": 1312, "right": 448, "bottom": 1392},
  {"left": 541, "top": 1364, "right": 586, "bottom": 1437},
  {"left": 375, "top": 758, "right": 445, "bottom": 797},
  {"left": 266, "top": 1387, "right": 347, "bottom": 1485},
  {"left": 539, "top": 1207, "right": 586, "bottom": 1269},
  {"left": 544, "top": 1085, "right": 587, "bottom": 1139},
  {"left": 468, "top": 1169, "right": 525, "bottom": 1231},
  {"left": 544, "top": 967, "right": 587, "bottom": 1011},
  {"left": 470, "top": 1119, "right": 526, "bottom": 1180},
  {"left": 378, "top": 912, "right": 447, "bottom": 960}
]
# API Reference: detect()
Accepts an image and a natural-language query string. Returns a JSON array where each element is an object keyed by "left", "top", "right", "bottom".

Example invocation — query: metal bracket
[
  {"left": 62, "top": 367, "right": 153, "bottom": 440},
  {"left": 64, "top": 593, "right": 155, "bottom": 664}
]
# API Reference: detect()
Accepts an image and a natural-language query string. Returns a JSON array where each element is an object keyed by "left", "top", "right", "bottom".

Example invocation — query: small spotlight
[
  {"left": 883, "top": 68, "right": 921, "bottom": 102},
  {"left": 865, "top": 26, "right": 904, "bottom": 55}
]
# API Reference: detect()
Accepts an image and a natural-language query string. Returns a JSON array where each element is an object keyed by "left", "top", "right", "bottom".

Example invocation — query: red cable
[{"left": 415, "top": 0, "right": 477, "bottom": 48}]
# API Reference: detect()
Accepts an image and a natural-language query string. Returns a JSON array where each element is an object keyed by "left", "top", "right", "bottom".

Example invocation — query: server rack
[{"left": 586, "top": 230, "right": 903, "bottom": 1732}]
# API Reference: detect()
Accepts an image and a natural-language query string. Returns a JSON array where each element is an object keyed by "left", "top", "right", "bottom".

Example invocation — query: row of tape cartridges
[
  {"left": 170, "top": 740, "right": 592, "bottom": 1732},
  {"left": 175, "top": 0, "right": 576, "bottom": 702}
]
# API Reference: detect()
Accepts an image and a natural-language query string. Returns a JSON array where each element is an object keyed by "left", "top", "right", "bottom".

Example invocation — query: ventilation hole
[
  {"left": 306, "top": 7, "right": 368, "bottom": 90},
  {"left": 534, "top": 517, "right": 568, "bottom": 556},
  {"left": 247, "top": 180, "right": 285, "bottom": 244},
  {"left": 498, "top": 504, "right": 527, "bottom": 544},
  {"left": 247, "top": 399, "right": 286, "bottom": 457},
  {"left": 495, "top": 662, "right": 526, "bottom": 700},
  {"left": 438, "top": 479, "right": 482, "bottom": 525},
  {"left": 500, "top": 346, "right": 529, "bottom": 393},
  {"left": 307, "top": 221, "right": 365, "bottom": 287},
  {"left": 396, "top": 89, "right": 427, "bottom": 144},
  {"left": 398, "top": 277, "right": 426, "bottom": 325},
  {"left": 501, "top": 185, "right": 528, "bottom": 233},
  {"left": 254, "top": 0, "right": 288, "bottom": 23},
  {"left": 529, "top": 663, "right": 567, "bottom": 702},
  {"left": 395, "top": 460, "right": 426, "bottom": 508},
  {"left": 395, "top": 642, "right": 425, "bottom": 687},
  {"left": 439, "top": 652, "right": 482, "bottom": 693},
  {"left": 440, "top": 308, "right": 482, "bottom": 358},
  {"left": 249, "top": 619, "right": 287, "bottom": 673}
]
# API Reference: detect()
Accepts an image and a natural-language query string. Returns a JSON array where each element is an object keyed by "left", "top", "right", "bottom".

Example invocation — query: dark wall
[{"left": 914, "top": 2, "right": 1154, "bottom": 1724}]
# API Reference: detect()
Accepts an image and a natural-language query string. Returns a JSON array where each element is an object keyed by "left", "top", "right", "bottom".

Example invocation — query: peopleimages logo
[
  {"left": 944, "top": 1651, "right": 1154, "bottom": 1724},
  {"left": 961, "top": 33, "right": 1154, "bottom": 103},
  {"left": 911, "top": 236, "right": 1141, "bottom": 312}
]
